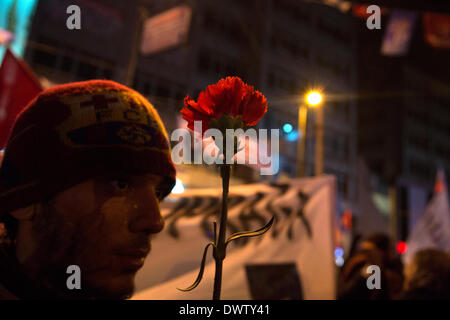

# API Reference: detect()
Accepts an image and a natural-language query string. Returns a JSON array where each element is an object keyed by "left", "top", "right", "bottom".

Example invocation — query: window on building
[
  {"left": 408, "top": 134, "right": 429, "bottom": 152},
  {"left": 317, "top": 18, "right": 348, "bottom": 45},
  {"left": 270, "top": 31, "right": 309, "bottom": 60},
  {"left": 202, "top": 7, "right": 244, "bottom": 46},
  {"left": 434, "top": 142, "right": 450, "bottom": 160}
]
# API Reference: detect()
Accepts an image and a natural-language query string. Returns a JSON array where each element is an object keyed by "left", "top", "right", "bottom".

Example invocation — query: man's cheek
[
  {"left": 68, "top": 196, "right": 131, "bottom": 274},
  {"left": 101, "top": 196, "right": 130, "bottom": 229},
  {"left": 52, "top": 180, "right": 97, "bottom": 220}
]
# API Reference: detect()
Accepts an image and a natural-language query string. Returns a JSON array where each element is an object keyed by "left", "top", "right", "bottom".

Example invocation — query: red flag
[
  {"left": 434, "top": 168, "right": 447, "bottom": 194},
  {"left": 0, "top": 48, "right": 42, "bottom": 149},
  {"left": 352, "top": 4, "right": 387, "bottom": 19},
  {"left": 423, "top": 13, "right": 450, "bottom": 50}
]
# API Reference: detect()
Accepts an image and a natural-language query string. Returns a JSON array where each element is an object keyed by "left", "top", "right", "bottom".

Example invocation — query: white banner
[
  {"left": 404, "top": 169, "right": 450, "bottom": 264},
  {"left": 133, "top": 175, "right": 337, "bottom": 300}
]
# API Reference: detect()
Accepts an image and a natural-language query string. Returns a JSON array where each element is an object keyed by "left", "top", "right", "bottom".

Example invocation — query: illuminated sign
[{"left": 140, "top": 5, "right": 192, "bottom": 55}]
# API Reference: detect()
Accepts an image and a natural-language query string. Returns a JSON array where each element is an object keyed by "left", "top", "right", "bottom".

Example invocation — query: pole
[
  {"left": 314, "top": 106, "right": 324, "bottom": 176},
  {"left": 297, "top": 105, "right": 308, "bottom": 177},
  {"left": 125, "top": 6, "right": 147, "bottom": 86},
  {"left": 389, "top": 186, "right": 398, "bottom": 244}
]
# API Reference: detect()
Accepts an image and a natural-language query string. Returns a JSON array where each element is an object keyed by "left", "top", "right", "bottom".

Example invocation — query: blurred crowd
[{"left": 338, "top": 233, "right": 450, "bottom": 300}]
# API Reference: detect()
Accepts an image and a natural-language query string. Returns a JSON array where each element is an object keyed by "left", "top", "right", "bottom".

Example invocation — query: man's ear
[{"left": 10, "top": 204, "right": 38, "bottom": 220}]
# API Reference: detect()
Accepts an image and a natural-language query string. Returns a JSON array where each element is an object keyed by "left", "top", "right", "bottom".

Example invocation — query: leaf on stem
[
  {"left": 225, "top": 216, "right": 275, "bottom": 247},
  {"left": 177, "top": 242, "right": 215, "bottom": 292}
]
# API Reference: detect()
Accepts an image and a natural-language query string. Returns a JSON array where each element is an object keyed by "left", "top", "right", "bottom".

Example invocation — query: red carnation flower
[
  {"left": 181, "top": 77, "right": 268, "bottom": 133},
  {"left": 178, "top": 77, "right": 273, "bottom": 300}
]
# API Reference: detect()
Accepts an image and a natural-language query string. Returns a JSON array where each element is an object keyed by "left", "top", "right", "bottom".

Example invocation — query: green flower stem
[{"left": 212, "top": 163, "right": 231, "bottom": 300}]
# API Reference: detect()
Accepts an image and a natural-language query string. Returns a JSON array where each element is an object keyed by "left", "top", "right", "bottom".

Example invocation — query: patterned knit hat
[{"left": 0, "top": 80, "right": 176, "bottom": 217}]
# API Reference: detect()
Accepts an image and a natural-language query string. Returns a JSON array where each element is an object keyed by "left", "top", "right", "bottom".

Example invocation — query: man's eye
[
  {"left": 155, "top": 187, "right": 163, "bottom": 200},
  {"left": 110, "top": 179, "right": 130, "bottom": 192}
]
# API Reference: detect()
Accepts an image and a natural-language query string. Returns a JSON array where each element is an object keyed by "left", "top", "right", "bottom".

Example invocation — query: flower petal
[
  {"left": 241, "top": 90, "right": 268, "bottom": 126},
  {"left": 180, "top": 77, "right": 268, "bottom": 132},
  {"left": 196, "top": 91, "right": 215, "bottom": 115},
  {"left": 184, "top": 95, "right": 211, "bottom": 115},
  {"left": 181, "top": 105, "right": 211, "bottom": 132}
]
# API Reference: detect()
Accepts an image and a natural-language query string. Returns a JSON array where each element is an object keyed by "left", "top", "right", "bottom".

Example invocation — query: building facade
[
  {"left": 23, "top": 0, "right": 359, "bottom": 212},
  {"left": 24, "top": 0, "right": 142, "bottom": 85},
  {"left": 132, "top": 0, "right": 359, "bottom": 211},
  {"left": 357, "top": 16, "right": 450, "bottom": 240}
]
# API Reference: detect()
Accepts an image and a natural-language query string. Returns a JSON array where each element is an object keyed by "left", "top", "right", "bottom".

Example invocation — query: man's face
[{"left": 16, "top": 173, "right": 165, "bottom": 299}]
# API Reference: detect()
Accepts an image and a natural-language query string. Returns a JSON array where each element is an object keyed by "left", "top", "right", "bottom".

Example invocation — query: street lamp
[
  {"left": 306, "top": 91, "right": 322, "bottom": 106},
  {"left": 297, "top": 91, "right": 324, "bottom": 177}
]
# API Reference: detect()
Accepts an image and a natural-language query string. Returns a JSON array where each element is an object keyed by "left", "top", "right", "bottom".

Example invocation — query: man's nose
[{"left": 128, "top": 186, "right": 165, "bottom": 234}]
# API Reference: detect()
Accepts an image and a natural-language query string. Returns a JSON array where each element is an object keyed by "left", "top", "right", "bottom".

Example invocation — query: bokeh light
[
  {"left": 283, "top": 123, "right": 293, "bottom": 133},
  {"left": 172, "top": 178, "right": 185, "bottom": 194},
  {"left": 306, "top": 91, "right": 322, "bottom": 106},
  {"left": 396, "top": 241, "right": 407, "bottom": 255}
]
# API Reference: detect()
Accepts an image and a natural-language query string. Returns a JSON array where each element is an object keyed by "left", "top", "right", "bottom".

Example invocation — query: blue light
[
  {"left": 282, "top": 123, "right": 293, "bottom": 133},
  {"left": 0, "top": 0, "right": 39, "bottom": 59},
  {"left": 334, "top": 247, "right": 344, "bottom": 258},
  {"left": 335, "top": 256, "right": 344, "bottom": 267},
  {"left": 286, "top": 131, "right": 299, "bottom": 142}
]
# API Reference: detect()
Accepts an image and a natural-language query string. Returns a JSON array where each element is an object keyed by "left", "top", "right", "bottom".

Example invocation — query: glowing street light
[
  {"left": 297, "top": 90, "right": 325, "bottom": 177},
  {"left": 305, "top": 91, "right": 323, "bottom": 107}
]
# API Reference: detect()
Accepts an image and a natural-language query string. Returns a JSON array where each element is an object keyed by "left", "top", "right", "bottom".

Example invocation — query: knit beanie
[{"left": 0, "top": 80, "right": 176, "bottom": 217}]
